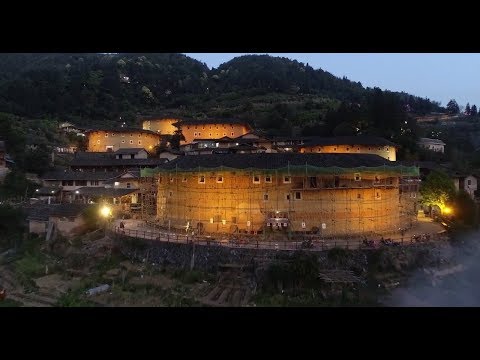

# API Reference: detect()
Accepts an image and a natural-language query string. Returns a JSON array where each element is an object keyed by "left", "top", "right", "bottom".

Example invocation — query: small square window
[
  {"left": 97, "top": 140, "right": 100, "bottom": 144},
  {"left": 170, "top": 177, "right": 174, "bottom": 183},
  {"left": 130, "top": 140, "right": 133, "bottom": 144},
  {"left": 265, "top": 175, "right": 272, "bottom": 183},
  {"left": 138, "top": 140, "right": 141, "bottom": 145},
  {"left": 263, "top": 194, "right": 269, "bottom": 201},
  {"left": 468, "top": 179, "right": 472, "bottom": 185},
  {"left": 209, "top": 133, "right": 212, "bottom": 137},
  {"left": 223, "top": 133, "right": 226, "bottom": 137},
  {"left": 253, "top": 175, "right": 260, "bottom": 184},
  {"left": 182, "top": 177, "right": 187, "bottom": 182},
  {"left": 194, "top": 132, "right": 197, "bottom": 137},
  {"left": 231, "top": 132, "right": 234, "bottom": 136},
  {"left": 138, "top": 134, "right": 141, "bottom": 138},
  {"left": 122, "top": 140, "right": 125, "bottom": 143},
  {"left": 346, "top": 147, "right": 350, "bottom": 151},
  {"left": 112, "top": 133, "right": 115, "bottom": 137},
  {"left": 295, "top": 191, "right": 302, "bottom": 200},
  {"left": 375, "top": 191, "right": 381, "bottom": 200},
  {"left": 199, "top": 175, "right": 205, "bottom": 184},
  {"left": 169, "top": 191, "right": 173, "bottom": 197},
  {"left": 285, "top": 194, "right": 291, "bottom": 200},
  {"left": 334, "top": 147, "right": 337, "bottom": 151},
  {"left": 354, "top": 173, "right": 361, "bottom": 181},
  {"left": 130, "top": 134, "right": 133, "bottom": 137},
  {"left": 283, "top": 176, "right": 291, "bottom": 183},
  {"left": 357, "top": 193, "right": 362, "bottom": 199},
  {"left": 105, "top": 133, "right": 108, "bottom": 137},
  {"left": 217, "top": 176, "right": 223, "bottom": 183}
]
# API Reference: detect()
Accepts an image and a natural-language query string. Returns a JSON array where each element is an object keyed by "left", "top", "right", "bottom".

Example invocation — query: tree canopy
[{"left": 419, "top": 170, "right": 456, "bottom": 211}]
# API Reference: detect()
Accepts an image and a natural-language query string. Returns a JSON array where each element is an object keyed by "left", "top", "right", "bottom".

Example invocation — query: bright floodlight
[
  {"left": 443, "top": 207, "right": 452, "bottom": 215},
  {"left": 100, "top": 205, "right": 111, "bottom": 218}
]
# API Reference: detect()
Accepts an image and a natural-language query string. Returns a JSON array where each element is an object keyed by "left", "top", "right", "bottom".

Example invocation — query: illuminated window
[
  {"left": 217, "top": 175, "right": 223, "bottom": 183},
  {"left": 198, "top": 175, "right": 205, "bottom": 184},
  {"left": 253, "top": 175, "right": 260, "bottom": 184},
  {"left": 265, "top": 175, "right": 272, "bottom": 183},
  {"left": 283, "top": 176, "right": 291, "bottom": 183}
]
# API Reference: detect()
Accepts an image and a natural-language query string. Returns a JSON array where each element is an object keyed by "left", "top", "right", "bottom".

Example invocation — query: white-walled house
[
  {"left": 451, "top": 174, "right": 478, "bottom": 199},
  {"left": 418, "top": 138, "right": 446, "bottom": 153}
]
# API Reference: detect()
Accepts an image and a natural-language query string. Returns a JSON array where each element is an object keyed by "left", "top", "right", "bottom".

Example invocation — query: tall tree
[
  {"left": 446, "top": 99, "right": 460, "bottom": 114},
  {"left": 471, "top": 104, "right": 478, "bottom": 116},
  {"left": 465, "top": 103, "right": 471, "bottom": 115},
  {"left": 420, "top": 170, "right": 456, "bottom": 213}
]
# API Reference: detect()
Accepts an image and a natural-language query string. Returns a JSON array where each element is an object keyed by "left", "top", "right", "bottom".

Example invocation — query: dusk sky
[{"left": 184, "top": 53, "right": 480, "bottom": 109}]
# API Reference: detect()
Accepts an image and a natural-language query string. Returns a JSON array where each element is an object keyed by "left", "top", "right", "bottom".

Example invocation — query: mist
[{"left": 384, "top": 232, "right": 480, "bottom": 306}]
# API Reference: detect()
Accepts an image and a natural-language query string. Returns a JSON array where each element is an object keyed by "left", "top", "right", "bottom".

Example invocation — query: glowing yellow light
[
  {"left": 443, "top": 207, "right": 452, "bottom": 215},
  {"left": 100, "top": 205, "right": 111, "bottom": 218}
]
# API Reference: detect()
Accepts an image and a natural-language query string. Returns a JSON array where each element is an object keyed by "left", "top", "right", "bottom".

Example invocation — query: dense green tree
[
  {"left": 419, "top": 170, "right": 456, "bottom": 212},
  {"left": 471, "top": 104, "right": 477, "bottom": 116},
  {"left": 169, "top": 129, "right": 185, "bottom": 150},
  {"left": 446, "top": 99, "right": 460, "bottom": 114},
  {"left": 465, "top": 103, "right": 471, "bottom": 115}
]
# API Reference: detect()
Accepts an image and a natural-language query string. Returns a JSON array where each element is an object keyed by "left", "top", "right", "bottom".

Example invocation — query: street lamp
[{"left": 99, "top": 205, "right": 112, "bottom": 236}]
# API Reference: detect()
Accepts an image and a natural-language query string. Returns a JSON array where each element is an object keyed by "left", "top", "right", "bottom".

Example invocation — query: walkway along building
[{"left": 143, "top": 153, "right": 419, "bottom": 236}]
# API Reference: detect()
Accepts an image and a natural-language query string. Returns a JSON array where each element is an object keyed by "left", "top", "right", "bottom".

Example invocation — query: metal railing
[{"left": 111, "top": 226, "right": 449, "bottom": 252}]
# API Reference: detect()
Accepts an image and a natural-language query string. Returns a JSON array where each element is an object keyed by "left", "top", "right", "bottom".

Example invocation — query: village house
[
  {"left": 450, "top": 173, "right": 478, "bottom": 199},
  {"left": 68, "top": 151, "right": 167, "bottom": 172},
  {"left": 27, "top": 204, "right": 90, "bottom": 238},
  {"left": 417, "top": 138, "right": 446, "bottom": 153}
]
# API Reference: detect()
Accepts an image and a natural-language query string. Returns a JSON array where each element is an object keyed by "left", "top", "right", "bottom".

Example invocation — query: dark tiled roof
[
  {"left": 27, "top": 204, "right": 90, "bottom": 221},
  {"left": 42, "top": 170, "right": 126, "bottom": 181},
  {"left": 84, "top": 128, "right": 160, "bottom": 136},
  {"left": 192, "top": 137, "right": 234, "bottom": 143},
  {"left": 75, "top": 187, "right": 138, "bottom": 197},
  {"left": 172, "top": 118, "right": 251, "bottom": 127},
  {"left": 74, "top": 152, "right": 113, "bottom": 160},
  {"left": 69, "top": 158, "right": 168, "bottom": 167},
  {"left": 158, "top": 153, "right": 398, "bottom": 171},
  {"left": 114, "top": 148, "right": 147, "bottom": 155},
  {"left": 301, "top": 136, "right": 397, "bottom": 147}
]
